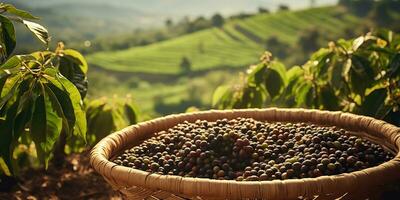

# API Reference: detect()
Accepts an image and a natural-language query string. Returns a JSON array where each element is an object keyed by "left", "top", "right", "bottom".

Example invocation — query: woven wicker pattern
[{"left": 90, "top": 108, "right": 400, "bottom": 199}]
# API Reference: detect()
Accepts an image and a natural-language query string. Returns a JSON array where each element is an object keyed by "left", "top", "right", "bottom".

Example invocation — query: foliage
[
  {"left": 0, "top": 3, "right": 49, "bottom": 62},
  {"left": 180, "top": 56, "right": 192, "bottom": 74},
  {"left": 85, "top": 97, "right": 139, "bottom": 146},
  {"left": 0, "top": 4, "right": 88, "bottom": 175},
  {"left": 211, "top": 14, "right": 224, "bottom": 28},
  {"left": 213, "top": 30, "right": 400, "bottom": 126}
]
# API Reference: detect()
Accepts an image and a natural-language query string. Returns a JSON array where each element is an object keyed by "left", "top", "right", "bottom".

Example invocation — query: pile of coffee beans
[{"left": 113, "top": 118, "right": 393, "bottom": 181}]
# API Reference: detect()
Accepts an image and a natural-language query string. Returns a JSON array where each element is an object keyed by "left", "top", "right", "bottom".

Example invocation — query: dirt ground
[{"left": 0, "top": 151, "right": 121, "bottom": 200}]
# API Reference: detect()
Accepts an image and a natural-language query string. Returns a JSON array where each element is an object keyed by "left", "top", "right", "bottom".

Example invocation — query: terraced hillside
[{"left": 87, "top": 6, "right": 360, "bottom": 74}]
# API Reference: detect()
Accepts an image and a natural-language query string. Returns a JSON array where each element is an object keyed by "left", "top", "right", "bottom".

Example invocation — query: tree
[
  {"left": 258, "top": 7, "right": 270, "bottom": 14},
  {"left": 180, "top": 56, "right": 191, "bottom": 74},
  {"left": 338, "top": 0, "right": 374, "bottom": 17},
  {"left": 298, "top": 28, "right": 320, "bottom": 54},
  {"left": 265, "top": 36, "right": 288, "bottom": 59},
  {"left": 278, "top": 4, "right": 290, "bottom": 11},
  {"left": 165, "top": 18, "right": 173, "bottom": 28},
  {"left": 211, "top": 13, "right": 224, "bottom": 28}
]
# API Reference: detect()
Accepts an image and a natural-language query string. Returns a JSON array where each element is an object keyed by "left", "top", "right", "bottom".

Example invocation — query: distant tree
[
  {"left": 258, "top": 7, "right": 270, "bottom": 13},
  {"left": 278, "top": 4, "right": 290, "bottom": 11},
  {"left": 298, "top": 28, "right": 320, "bottom": 53},
  {"left": 165, "top": 18, "right": 173, "bottom": 28},
  {"left": 211, "top": 13, "right": 225, "bottom": 27},
  {"left": 338, "top": 0, "right": 374, "bottom": 17},
  {"left": 265, "top": 36, "right": 288, "bottom": 59},
  {"left": 369, "top": 1, "right": 400, "bottom": 28},
  {"left": 180, "top": 56, "right": 192, "bottom": 74},
  {"left": 229, "top": 13, "right": 253, "bottom": 20},
  {"left": 185, "top": 16, "right": 212, "bottom": 33}
]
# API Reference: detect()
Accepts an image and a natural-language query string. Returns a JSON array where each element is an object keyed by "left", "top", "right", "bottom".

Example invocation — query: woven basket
[{"left": 90, "top": 108, "right": 400, "bottom": 200}]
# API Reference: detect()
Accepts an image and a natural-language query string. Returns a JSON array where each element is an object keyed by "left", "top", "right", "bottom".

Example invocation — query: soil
[{"left": 0, "top": 151, "right": 121, "bottom": 200}]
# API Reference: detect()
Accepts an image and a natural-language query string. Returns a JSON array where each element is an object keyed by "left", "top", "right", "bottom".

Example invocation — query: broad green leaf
[
  {"left": 0, "top": 74, "right": 9, "bottom": 96},
  {"left": 212, "top": 85, "right": 230, "bottom": 108},
  {"left": 58, "top": 49, "right": 88, "bottom": 98},
  {"left": 87, "top": 108, "right": 115, "bottom": 143},
  {"left": 0, "top": 55, "right": 21, "bottom": 70},
  {"left": 22, "top": 20, "right": 50, "bottom": 46},
  {"left": 387, "top": 53, "right": 400, "bottom": 78},
  {"left": 286, "top": 66, "right": 303, "bottom": 82},
  {"left": 0, "top": 74, "right": 21, "bottom": 109},
  {"left": 0, "top": 15, "right": 16, "bottom": 59},
  {"left": 265, "top": 68, "right": 284, "bottom": 99},
  {"left": 295, "top": 82, "right": 312, "bottom": 107},
  {"left": 30, "top": 91, "right": 62, "bottom": 168},
  {"left": 62, "top": 49, "right": 88, "bottom": 74},
  {"left": 269, "top": 61, "right": 287, "bottom": 84},
  {"left": 46, "top": 84, "right": 75, "bottom": 136},
  {"left": 124, "top": 103, "right": 137, "bottom": 124},
  {"left": 2, "top": 4, "right": 39, "bottom": 20},
  {"left": 43, "top": 68, "right": 86, "bottom": 141},
  {"left": 0, "top": 90, "right": 20, "bottom": 174},
  {"left": 0, "top": 156, "right": 11, "bottom": 176},
  {"left": 349, "top": 55, "right": 375, "bottom": 95},
  {"left": 319, "top": 84, "right": 339, "bottom": 110},
  {"left": 44, "top": 84, "right": 70, "bottom": 136},
  {"left": 329, "top": 60, "right": 344, "bottom": 90},
  {"left": 360, "top": 88, "right": 388, "bottom": 118},
  {"left": 247, "top": 64, "right": 266, "bottom": 86}
]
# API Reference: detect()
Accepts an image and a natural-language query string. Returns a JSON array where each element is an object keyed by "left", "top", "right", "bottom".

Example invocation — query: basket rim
[{"left": 90, "top": 108, "right": 400, "bottom": 199}]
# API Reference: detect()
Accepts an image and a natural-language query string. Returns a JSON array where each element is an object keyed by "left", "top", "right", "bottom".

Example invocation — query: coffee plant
[
  {"left": 85, "top": 96, "right": 138, "bottom": 146},
  {"left": 213, "top": 30, "right": 400, "bottom": 126},
  {"left": 0, "top": 4, "right": 88, "bottom": 175}
]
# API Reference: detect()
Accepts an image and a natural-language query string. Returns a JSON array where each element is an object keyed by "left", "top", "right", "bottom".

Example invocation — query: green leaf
[
  {"left": 61, "top": 49, "right": 88, "bottom": 74},
  {"left": 387, "top": 53, "right": 400, "bottom": 78},
  {"left": 0, "top": 90, "right": 20, "bottom": 174},
  {"left": 265, "top": 68, "right": 284, "bottom": 99},
  {"left": 247, "top": 64, "right": 266, "bottom": 86},
  {"left": 87, "top": 107, "right": 115, "bottom": 143},
  {"left": 360, "top": 88, "right": 388, "bottom": 118},
  {"left": 0, "top": 156, "right": 11, "bottom": 176},
  {"left": 349, "top": 55, "right": 375, "bottom": 95},
  {"left": 44, "top": 84, "right": 70, "bottom": 136},
  {"left": 2, "top": 4, "right": 39, "bottom": 20},
  {"left": 22, "top": 20, "right": 50, "bottom": 46},
  {"left": 124, "top": 103, "right": 137, "bottom": 124},
  {"left": 212, "top": 85, "right": 230, "bottom": 108},
  {"left": 269, "top": 61, "right": 287, "bottom": 84},
  {"left": 0, "top": 15, "right": 16, "bottom": 60},
  {"left": 319, "top": 84, "right": 339, "bottom": 110},
  {"left": 30, "top": 90, "right": 63, "bottom": 168},
  {"left": 295, "top": 82, "right": 312, "bottom": 107},
  {"left": 46, "top": 84, "right": 75, "bottom": 136},
  {"left": 0, "top": 55, "right": 21, "bottom": 70},
  {"left": 0, "top": 74, "right": 21, "bottom": 109},
  {"left": 58, "top": 49, "right": 88, "bottom": 98},
  {"left": 43, "top": 68, "right": 86, "bottom": 141}
]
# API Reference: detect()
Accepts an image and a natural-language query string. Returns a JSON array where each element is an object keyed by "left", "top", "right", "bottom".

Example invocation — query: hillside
[{"left": 87, "top": 6, "right": 360, "bottom": 75}]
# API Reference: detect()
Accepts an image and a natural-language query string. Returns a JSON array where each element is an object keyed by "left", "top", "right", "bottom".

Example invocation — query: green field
[{"left": 86, "top": 6, "right": 360, "bottom": 74}]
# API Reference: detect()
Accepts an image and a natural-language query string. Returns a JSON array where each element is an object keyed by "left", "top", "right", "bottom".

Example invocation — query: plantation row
[{"left": 87, "top": 6, "right": 360, "bottom": 74}]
